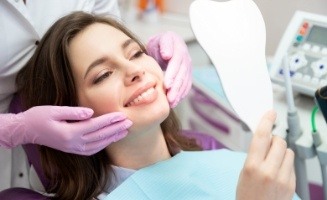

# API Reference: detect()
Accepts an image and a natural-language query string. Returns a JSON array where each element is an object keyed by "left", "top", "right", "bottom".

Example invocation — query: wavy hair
[{"left": 16, "top": 11, "right": 201, "bottom": 200}]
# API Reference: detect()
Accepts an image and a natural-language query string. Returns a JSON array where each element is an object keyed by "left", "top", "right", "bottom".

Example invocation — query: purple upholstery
[
  {"left": 182, "top": 129, "right": 225, "bottom": 150},
  {"left": 0, "top": 188, "right": 48, "bottom": 200},
  {"left": 189, "top": 87, "right": 231, "bottom": 134},
  {"left": 23, "top": 144, "right": 50, "bottom": 188}
]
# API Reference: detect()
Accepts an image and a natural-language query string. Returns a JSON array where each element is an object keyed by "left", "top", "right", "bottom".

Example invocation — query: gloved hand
[
  {"left": 146, "top": 31, "right": 192, "bottom": 108},
  {"left": 0, "top": 106, "right": 132, "bottom": 155}
]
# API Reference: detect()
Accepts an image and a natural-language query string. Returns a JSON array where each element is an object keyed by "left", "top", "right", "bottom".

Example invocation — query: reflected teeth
[{"left": 127, "top": 88, "right": 155, "bottom": 107}]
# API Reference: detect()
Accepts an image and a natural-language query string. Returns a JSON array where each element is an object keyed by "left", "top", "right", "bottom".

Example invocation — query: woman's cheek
[{"left": 82, "top": 88, "right": 120, "bottom": 117}]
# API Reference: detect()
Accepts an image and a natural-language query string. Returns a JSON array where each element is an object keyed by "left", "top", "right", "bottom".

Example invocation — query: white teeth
[
  {"left": 141, "top": 92, "right": 148, "bottom": 98},
  {"left": 135, "top": 97, "right": 141, "bottom": 103},
  {"left": 147, "top": 87, "right": 155, "bottom": 94},
  {"left": 127, "top": 87, "right": 155, "bottom": 107}
]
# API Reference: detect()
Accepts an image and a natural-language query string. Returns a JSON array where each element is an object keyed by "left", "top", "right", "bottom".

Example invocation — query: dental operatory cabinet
[{"left": 118, "top": 0, "right": 327, "bottom": 199}]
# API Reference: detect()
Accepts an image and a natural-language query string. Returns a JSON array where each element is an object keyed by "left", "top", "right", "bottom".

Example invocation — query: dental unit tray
[{"left": 270, "top": 11, "right": 327, "bottom": 96}]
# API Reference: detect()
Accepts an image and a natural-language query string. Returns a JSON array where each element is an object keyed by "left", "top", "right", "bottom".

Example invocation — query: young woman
[
  {"left": 0, "top": 0, "right": 192, "bottom": 190},
  {"left": 16, "top": 12, "right": 298, "bottom": 200}
]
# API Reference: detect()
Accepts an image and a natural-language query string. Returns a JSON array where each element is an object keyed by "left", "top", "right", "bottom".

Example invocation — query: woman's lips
[
  {"left": 125, "top": 87, "right": 157, "bottom": 107},
  {"left": 124, "top": 82, "right": 158, "bottom": 107}
]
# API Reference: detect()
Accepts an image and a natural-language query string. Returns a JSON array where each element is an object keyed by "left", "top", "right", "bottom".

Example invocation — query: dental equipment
[
  {"left": 189, "top": 0, "right": 273, "bottom": 133},
  {"left": 314, "top": 87, "right": 327, "bottom": 200},
  {"left": 282, "top": 55, "right": 312, "bottom": 200},
  {"left": 315, "top": 86, "right": 327, "bottom": 123},
  {"left": 270, "top": 11, "right": 327, "bottom": 97}
]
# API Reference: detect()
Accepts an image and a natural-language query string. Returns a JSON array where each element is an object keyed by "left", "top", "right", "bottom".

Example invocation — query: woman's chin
[{"left": 128, "top": 110, "right": 169, "bottom": 133}]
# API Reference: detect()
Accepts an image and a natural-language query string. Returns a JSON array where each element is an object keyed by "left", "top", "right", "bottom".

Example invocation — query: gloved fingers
[
  {"left": 146, "top": 34, "right": 168, "bottom": 68},
  {"left": 0, "top": 141, "right": 12, "bottom": 149},
  {"left": 167, "top": 77, "right": 183, "bottom": 108},
  {"left": 146, "top": 38, "right": 160, "bottom": 58},
  {"left": 82, "top": 119, "right": 132, "bottom": 143},
  {"left": 167, "top": 80, "right": 182, "bottom": 108},
  {"left": 169, "top": 69, "right": 192, "bottom": 108},
  {"left": 164, "top": 51, "right": 182, "bottom": 89},
  {"left": 158, "top": 32, "right": 174, "bottom": 60},
  {"left": 147, "top": 34, "right": 160, "bottom": 47},
  {"left": 176, "top": 55, "right": 192, "bottom": 98},
  {"left": 70, "top": 112, "right": 128, "bottom": 134},
  {"left": 83, "top": 130, "right": 129, "bottom": 155},
  {"left": 180, "top": 61, "right": 193, "bottom": 99},
  {"left": 167, "top": 57, "right": 191, "bottom": 107},
  {"left": 50, "top": 106, "right": 94, "bottom": 121}
]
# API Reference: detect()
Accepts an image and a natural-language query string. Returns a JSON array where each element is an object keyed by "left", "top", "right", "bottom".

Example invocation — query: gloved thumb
[
  {"left": 50, "top": 106, "right": 94, "bottom": 121},
  {"left": 159, "top": 32, "right": 174, "bottom": 60}
]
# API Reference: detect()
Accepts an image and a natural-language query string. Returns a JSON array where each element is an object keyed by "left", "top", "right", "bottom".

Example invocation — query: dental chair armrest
[{"left": 0, "top": 188, "right": 49, "bottom": 200}]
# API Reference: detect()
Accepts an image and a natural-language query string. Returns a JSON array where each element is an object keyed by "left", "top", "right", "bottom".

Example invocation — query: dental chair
[{"left": 0, "top": 96, "right": 226, "bottom": 200}]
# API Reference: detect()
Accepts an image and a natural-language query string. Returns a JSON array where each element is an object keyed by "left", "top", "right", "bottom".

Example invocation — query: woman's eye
[
  {"left": 131, "top": 51, "right": 144, "bottom": 60},
  {"left": 93, "top": 71, "right": 112, "bottom": 84}
]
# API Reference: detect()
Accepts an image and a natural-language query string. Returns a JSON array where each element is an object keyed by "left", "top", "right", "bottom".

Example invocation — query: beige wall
[{"left": 165, "top": 0, "right": 327, "bottom": 56}]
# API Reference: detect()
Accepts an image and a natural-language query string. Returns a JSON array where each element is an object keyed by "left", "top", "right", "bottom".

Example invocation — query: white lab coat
[{"left": 0, "top": 0, "right": 120, "bottom": 191}]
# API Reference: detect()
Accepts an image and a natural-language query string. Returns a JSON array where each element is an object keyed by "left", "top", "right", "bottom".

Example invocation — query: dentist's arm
[
  {"left": 147, "top": 31, "right": 192, "bottom": 108},
  {"left": 0, "top": 106, "right": 132, "bottom": 156},
  {"left": 236, "top": 111, "right": 296, "bottom": 200}
]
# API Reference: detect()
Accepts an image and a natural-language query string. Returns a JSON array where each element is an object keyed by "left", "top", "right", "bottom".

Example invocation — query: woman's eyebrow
[
  {"left": 84, "top": 57, "right": 107, "bottom": 79},
  {"left": 122, "top": 38, "right": 135, "bottom": 50},
  {"left": 84, "top": 39, "right": 136, "bottom": 79}
]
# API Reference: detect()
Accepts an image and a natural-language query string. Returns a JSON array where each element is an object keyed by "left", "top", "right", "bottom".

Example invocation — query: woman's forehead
[
  {"left": 68, "top": 23, "right": 130, "bottom": 55},
  {"left": 81, "top": 23, "right": 128, "bottom": 41}
]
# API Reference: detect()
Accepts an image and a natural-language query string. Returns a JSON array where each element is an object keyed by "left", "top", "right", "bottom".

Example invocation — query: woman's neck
[{"left": 105, "top": 127, "right": 171, "bottom": 170}]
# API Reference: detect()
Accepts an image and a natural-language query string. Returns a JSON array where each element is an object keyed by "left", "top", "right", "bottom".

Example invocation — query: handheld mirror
[{"left": 189, "top": 0, "right": 273, "bottom": 133}]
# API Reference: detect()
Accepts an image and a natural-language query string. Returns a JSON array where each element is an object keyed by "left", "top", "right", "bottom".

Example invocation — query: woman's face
[{"left": 68, "top": 23, "right": 170, "bottom": 133}]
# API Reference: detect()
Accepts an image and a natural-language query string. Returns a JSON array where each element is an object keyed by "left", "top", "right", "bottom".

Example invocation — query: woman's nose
[{"left": 124, "top": 65, "right": 145, "bottom": 86}]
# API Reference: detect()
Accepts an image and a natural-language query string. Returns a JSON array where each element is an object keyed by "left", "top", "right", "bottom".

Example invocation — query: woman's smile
[{"left": 125, "top": 86, "right": 158, "bottom": 107}]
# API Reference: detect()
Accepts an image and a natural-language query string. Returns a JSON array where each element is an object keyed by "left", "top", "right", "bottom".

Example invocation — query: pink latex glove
[
  {"left": 146, "top": 31, "right": 192, "bottom": 108},
  {"left": 0, "top": 106, "right": 132, "bottom": 155}
]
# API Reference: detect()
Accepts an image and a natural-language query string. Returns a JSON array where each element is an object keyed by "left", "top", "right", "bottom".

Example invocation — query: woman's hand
[
  {"left": 0, "top": 106, "right": 132, "bottom": 155},
  {"left": 236, "top": 111, "right": 296, "bottom": 200},
  {"left": 146, "top": 31, "right": 192, "bottom": 108}
]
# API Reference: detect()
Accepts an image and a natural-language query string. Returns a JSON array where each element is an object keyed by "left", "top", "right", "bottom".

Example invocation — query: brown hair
[{"left": 16, "top": 11, "right": 201, "bottom": 200}]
